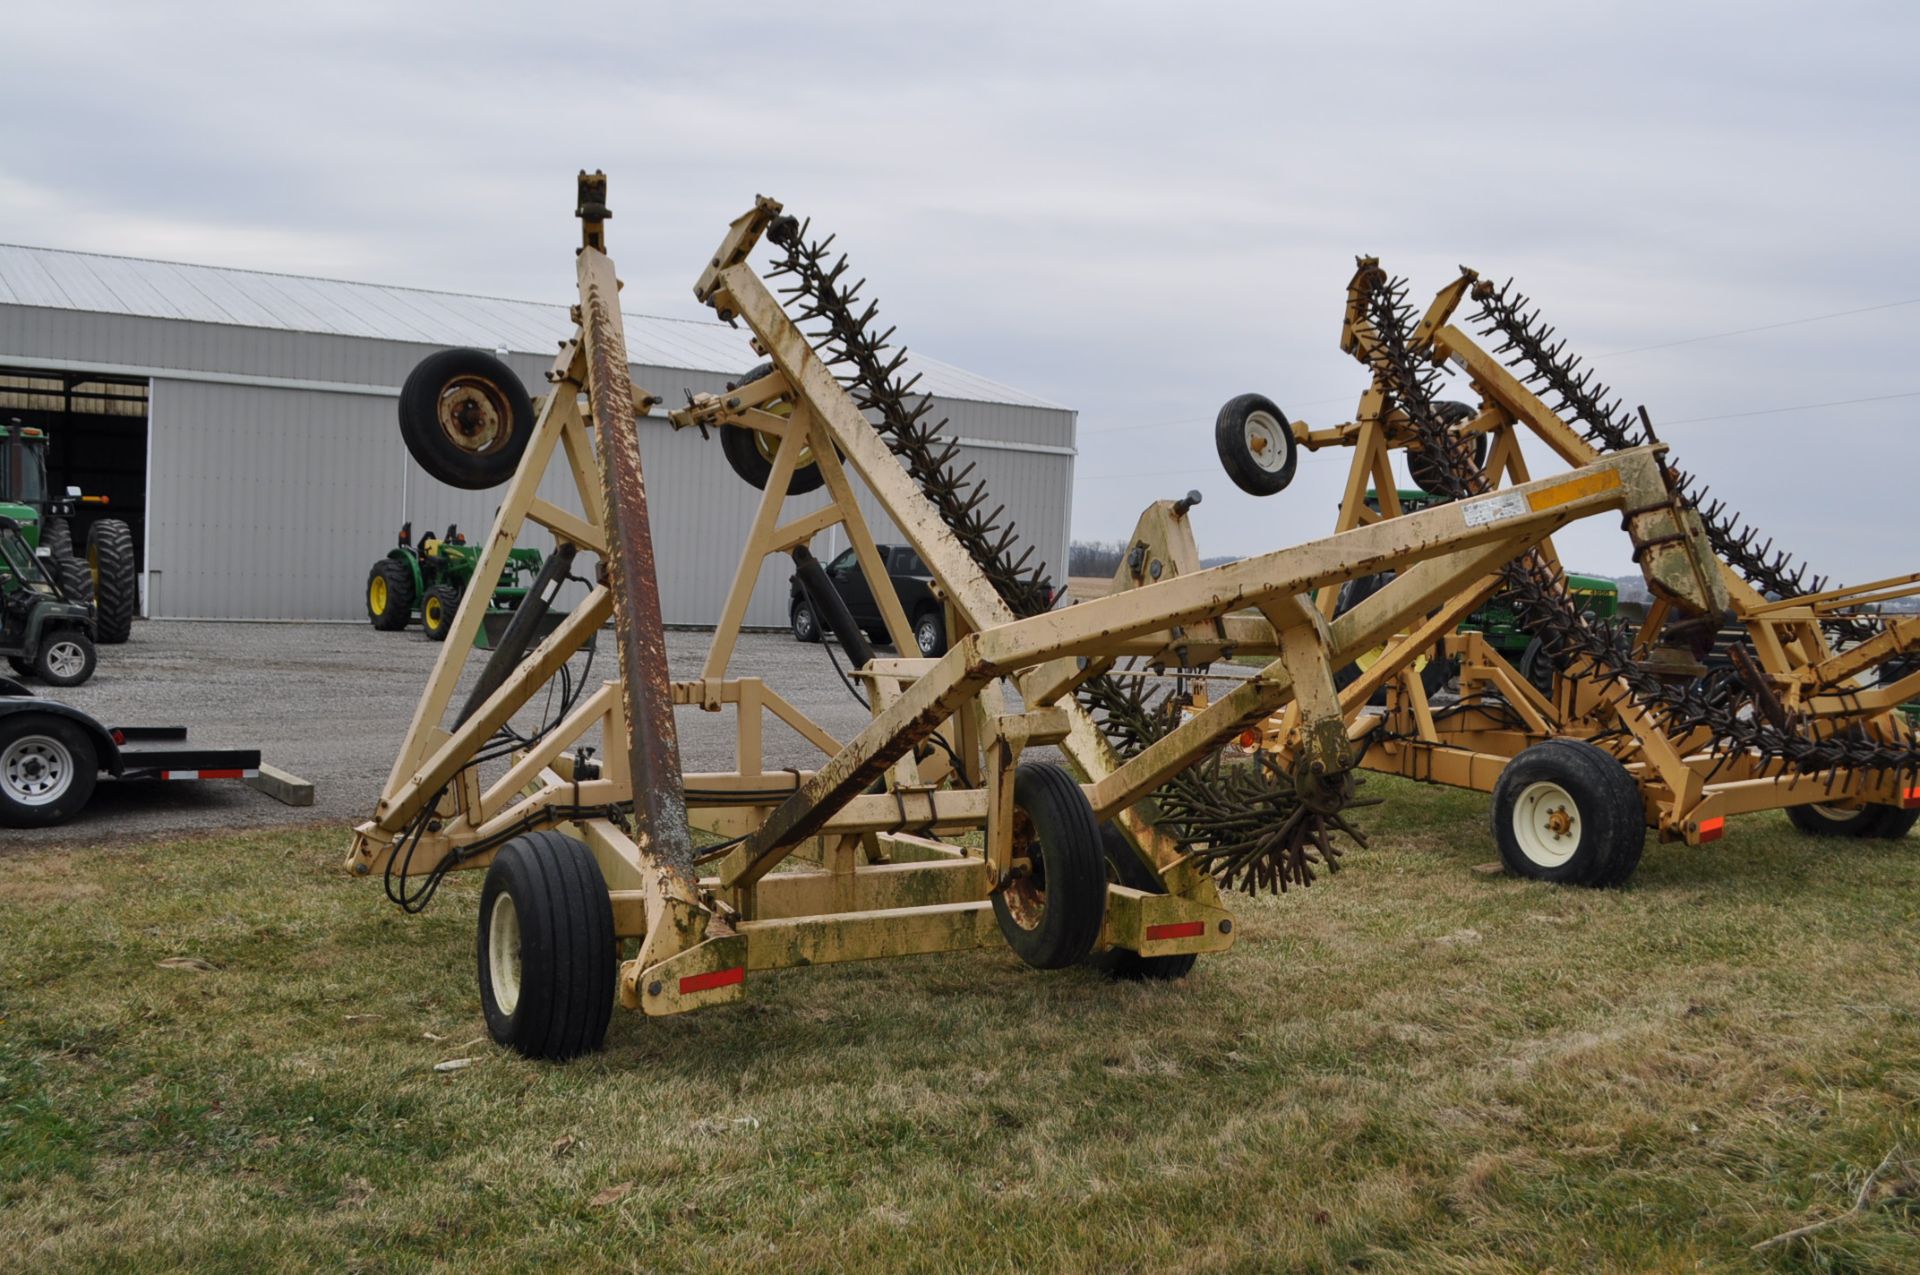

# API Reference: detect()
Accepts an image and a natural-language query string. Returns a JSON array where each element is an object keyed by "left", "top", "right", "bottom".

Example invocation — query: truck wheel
[
  {"left": 912, "top": 608, "right": 947, "bottom": 657},
  {"left": 1407, "top": 401, "right": 1488, "bottom": 496},
  {"left": 992, "top": 763, "right": 1108, "bottom": 969},
  {"left": 719, "top": 363, "right": 827, "bottom": 495},
  {"left": 399, "top": 349, "right": 535, "bottom": 490},
  {"left": 790, "top": 599, "right": 822, "bottom": 643},
  {"left": 1215, "top": 393, "right": 1297, "bottom": 496},
  {"left": 367, "top": 560, "right": 414, "bottom": 631},
  {"left": 86, "top": 519, "right": 137, "bottom": 644},
  {"left": 476, "top": 831, "right": 617, "bottom": 1061},
  {"left": 33, "top": 631, "right": 95, "bottom": 687},
  {"left": 1492, "top": 739, "right": 1645, "bottom": 886},
  {"left": 1786, "top": 802, "right": 1919, "bottom": 839},
  {"left": 421, "top": 585, "right": 462, "bottom": 642},
  {"left": 0, "top": 714, "right": 97, "bottom": 828},
  {"left": 1085, "top": 823, "right": 1198, "bottom": 981}
]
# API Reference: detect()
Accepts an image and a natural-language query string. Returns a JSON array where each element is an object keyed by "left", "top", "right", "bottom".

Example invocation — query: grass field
[{"left": 6, "top": 778, "right": 1920, "bottom": 1273}]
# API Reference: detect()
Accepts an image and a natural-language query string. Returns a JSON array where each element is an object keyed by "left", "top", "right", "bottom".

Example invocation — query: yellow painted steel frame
[
  {"left": 1256, "top": 265, "right": 1920, "bottom": 845},
  {"left": 351, "top": 188, "right": 1684, "bottom": 1024}
]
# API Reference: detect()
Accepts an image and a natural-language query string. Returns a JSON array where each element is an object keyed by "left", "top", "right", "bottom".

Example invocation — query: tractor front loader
[
  {"left": 347, "top": 174, "right": 1710, "bottom": 1060},
  {"left": 1204, "top": 259, "right": 1920, "bottom": 885}
]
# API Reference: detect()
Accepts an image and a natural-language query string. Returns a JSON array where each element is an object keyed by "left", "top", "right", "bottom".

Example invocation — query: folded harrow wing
[
  {"left": 346, "top": 175, "right": 1698, "bottom": 1059},
  {"left": 1210, "top": 258, "right": 1920, "bottom": 885}
]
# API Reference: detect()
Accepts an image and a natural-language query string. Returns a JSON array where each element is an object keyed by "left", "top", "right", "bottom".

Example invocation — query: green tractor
[
  {"left": 0, "top": 516, "right": 96, "bottom": 686},
  {"left": 365, "top": 522, "right": 545, "bottom": 642},
  {"left": 0, "top": 419, "right": 140, "bottom": 644}
]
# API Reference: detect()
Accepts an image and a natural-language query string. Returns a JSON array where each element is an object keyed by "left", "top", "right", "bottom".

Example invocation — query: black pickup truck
[{"left": 789, "top": 544, "right": 949, "bottom": 657}]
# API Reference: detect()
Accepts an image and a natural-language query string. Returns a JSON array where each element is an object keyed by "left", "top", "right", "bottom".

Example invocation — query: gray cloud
[{"left": 3, "top": 0, "right": 1915, "bottom": 580}]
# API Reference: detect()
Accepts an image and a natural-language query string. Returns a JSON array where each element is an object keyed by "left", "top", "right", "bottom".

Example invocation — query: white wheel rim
[
  {"left": 1807, "top": 803, "right": 1859, "bottom": 822},
  {"left": 2, "top": 734, "right": 75, "bottom": 806},
  {"left": 1513, "top": 780, "right": 1581, "bottom": 868},
  {"left": 1243, "top": 411, "right": 1288, "bottom": 473},
  {"left": 45, "top": 641, "right": 85, "bottom": 679},
  {"left": 488, "top": 893, "right": 523, "bottom": 1015}
]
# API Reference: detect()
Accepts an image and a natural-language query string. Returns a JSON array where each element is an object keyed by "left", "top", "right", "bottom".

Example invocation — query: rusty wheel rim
[
  {"left": 1000, "top": 807, "right": 1047, "bottom": 931},
  {"left": 436, "top": 375, "right": 514, "bottom": 457}
]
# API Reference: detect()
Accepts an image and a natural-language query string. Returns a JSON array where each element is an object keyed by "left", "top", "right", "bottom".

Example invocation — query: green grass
[{"left": 5, "top": 778, "right": 1920, "bottom": 1272}]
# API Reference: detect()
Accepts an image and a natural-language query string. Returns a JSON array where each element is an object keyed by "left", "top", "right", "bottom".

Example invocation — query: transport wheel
[
  {"left": 912, "top": 608, "right": 947, "bottom": 658},
  {"left": 719, "top": 363, "right": 827, "bottom": 495},
  {"left": 1215, "top": 393, "right": 1297, "bottom": 496},
  {"left": 33, "top": 631, "right": 95, "bottom": 687},
  {"left": 0, "top": 713, "right": 97, "bottom": 828},
  {"left": 1407, "top": 401, "right": 1488, "bottom": 496},
  {"left": 476, "top": 830, "right": 617, "bottom": 1061},
  {"left": 399, "top": 348, "right": 535, "bottom": 490},
  {"left": 421, "top": 584, "right": 461, "bottom": 643},
  {"left": 1491, "top": 739, "right": 1645, "bottom": 886},
  {"left": 86, "top": 519, "right": 137, "bottom": 644},
  {"left": 367, "top": 560, "right": 413, "bottom": 631},
  {"left": 992, "top": 762, "right": 1108, "bottom": 969},
  {"left": 790, "top": 598, "right": 822, "bottom": 643},
  {"left": 1085, "top": 823, "right": 1198, "bottom": 982},
  {"left": 1330, "top": 572, "right": 1454, "bottom": 705},
  {"left": 1786, "top": 802, "right": 1919, "bottom": 839}
]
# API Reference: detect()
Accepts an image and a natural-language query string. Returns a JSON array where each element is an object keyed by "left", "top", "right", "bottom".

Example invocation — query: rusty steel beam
[{"left": 575, "top": 173, "right": 695, "bottom": 882}]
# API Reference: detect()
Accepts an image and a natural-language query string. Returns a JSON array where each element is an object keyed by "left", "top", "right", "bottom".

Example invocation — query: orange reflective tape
[{"left": 1527, "top": 468, "right": 1622, "bottom": 513}]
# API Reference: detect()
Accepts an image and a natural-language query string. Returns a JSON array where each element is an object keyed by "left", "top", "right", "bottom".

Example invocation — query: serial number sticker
[{"left": 1460, "top": 490, "right": 1528, "bottom": 527}]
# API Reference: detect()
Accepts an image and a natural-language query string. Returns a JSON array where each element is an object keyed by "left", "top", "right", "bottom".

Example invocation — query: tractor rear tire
[
  {"left": 1215, "top": 393, "right": 1297, "bottom": 496},
  {"left": 1085, "top": 823, "right": 1199, "bottom": 982},
  {"left": 55, "top": 558, "right": 94, "bottom": 612},
  {"left": 992, "top": 763, "right": 1108, "bottom": 969},
  {"left": 1492, "top": 739, "right": 1645, "bottom": 886},
  {"left": 0, "top": 713, "right": 97, "bottom": 828},
  {"left": 476, "top": 831, "right": 617, "bottom": 1061},
  {"left": 41, "top": 517, "right": 75, "bottom": 562},
  {"left": 399, "top": 349, "right": 535, "bottom": 490},
  {"left": 1331, "top": 572, "right": 1455, "bottom": 705},
  {"left": 1786, "top": 802, "right": 1919, "bottom": 839},
  {"left": 422, "top": 585, "right": 461, "bottom": 643},
  {"left": 86, "top": 519, "right": 137, "bottom": 644},
  {"left": 367, "top": 559, "right": 414, "bottom": 631},
  {"left": 33, "top": 630, "right": 95, "bottom": 687}
]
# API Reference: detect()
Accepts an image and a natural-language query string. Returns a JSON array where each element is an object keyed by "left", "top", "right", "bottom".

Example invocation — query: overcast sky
[{"left": 4, "top": 1, "right": 1915, "bottom": 581}]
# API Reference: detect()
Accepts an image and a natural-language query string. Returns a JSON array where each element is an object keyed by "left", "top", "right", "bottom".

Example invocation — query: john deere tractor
[
  {"left": 0, "top": 420, "right": 139, "bottom": 644},
  {"left": 365, "top": 522, "right": 544, "bottom": 642}
]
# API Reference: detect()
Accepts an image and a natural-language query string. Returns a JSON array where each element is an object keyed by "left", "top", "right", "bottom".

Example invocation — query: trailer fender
[{"left": 0, "top": 697, "right": 122, "bottom": 775}]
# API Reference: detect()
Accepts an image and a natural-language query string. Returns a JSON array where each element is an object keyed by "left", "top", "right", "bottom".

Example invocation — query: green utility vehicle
[
  {"left": 0, "top": 516, "right": 96, "bottom": 686},
  {"left": 365, "top": 522, "right": 546, "bottom": 642},
  {"left": 0, "top": 419, "right": 140, "bottom": 644}
]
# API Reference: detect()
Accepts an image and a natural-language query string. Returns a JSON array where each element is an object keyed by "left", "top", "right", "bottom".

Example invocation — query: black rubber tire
[
  {"left": 32, "top": 629, "right": 95, "bottom": 687},
  {"left": 86, "top": 519, "right": 137, "bottom": 644},
  {"left": 1214, "top": 393, "right": 1297, "bottom": 496},
  {"left": 790, "top": 599, "right": 822, "bottom": 643},
  {"left": 1330, "top": 572, "right": 1455, "bottom": 706},
  {"left": 1085, "top": 823, "right": 1199, "bottom": 981},
  {"left": 367, "top": 559, "right": 414, "bottom": 631},
  {"left": 476, "top": 831, "right": 617, "bottom": 1061},
  {"left": 0, "top": 713, "right": 98, "bottom": 828},
  {"left": 41, "top": 517, "right": 75, "bottom": 562},
  {"left": 1491, "top": 739, "right": 1645, "bottom": 886},
  {"left": 912, "top": 608, "right": 947, "bottom": 658},
  {"left": 993, "top": 763, "right": 1109, "bottom": 969},
  {"left": 421, "top": 584, "right": 462, "bottom": 643},
  {"left": 1408, "top": 401, "right": 1488, "bottom": 497},
  {"left": 399, "top": 348, "right": 535, "bottom": 490},
  {"left": 1518, "top": 636, "right": 1556, "bottom": 697},
  {"left": 719, "top": 363, "right": 826, "bottom": 495},
  {"left": 1786, "top": 802, "right": 1919, "bottom": 839},
  {"left": 54, "top": 557, "right": 94, "bottom": 612}
]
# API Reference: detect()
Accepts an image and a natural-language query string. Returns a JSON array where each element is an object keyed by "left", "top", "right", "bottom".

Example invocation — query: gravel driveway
[{"left": 5, "top": 619, "right": 881, "bottom": 848}]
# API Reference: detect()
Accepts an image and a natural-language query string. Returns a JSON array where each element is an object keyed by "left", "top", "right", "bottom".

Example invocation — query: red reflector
[
  {"left": 1697, "top": 816, "right": 1725, "bottom": 843},
  {"left": 1903, "top": 786, "right": 1920, "bottom": 809},
  {"left": 199, "top": 769, "right": 244, "bottom": 780},
  {"left": 110, "top": 729, "right": 126, "bottom": 745},
  {"left": 1145, "top": 921, "right": 1206, "bottom": 941},
  {"left": 679, "top": 966, "right": 744, "bottom": 995}
]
